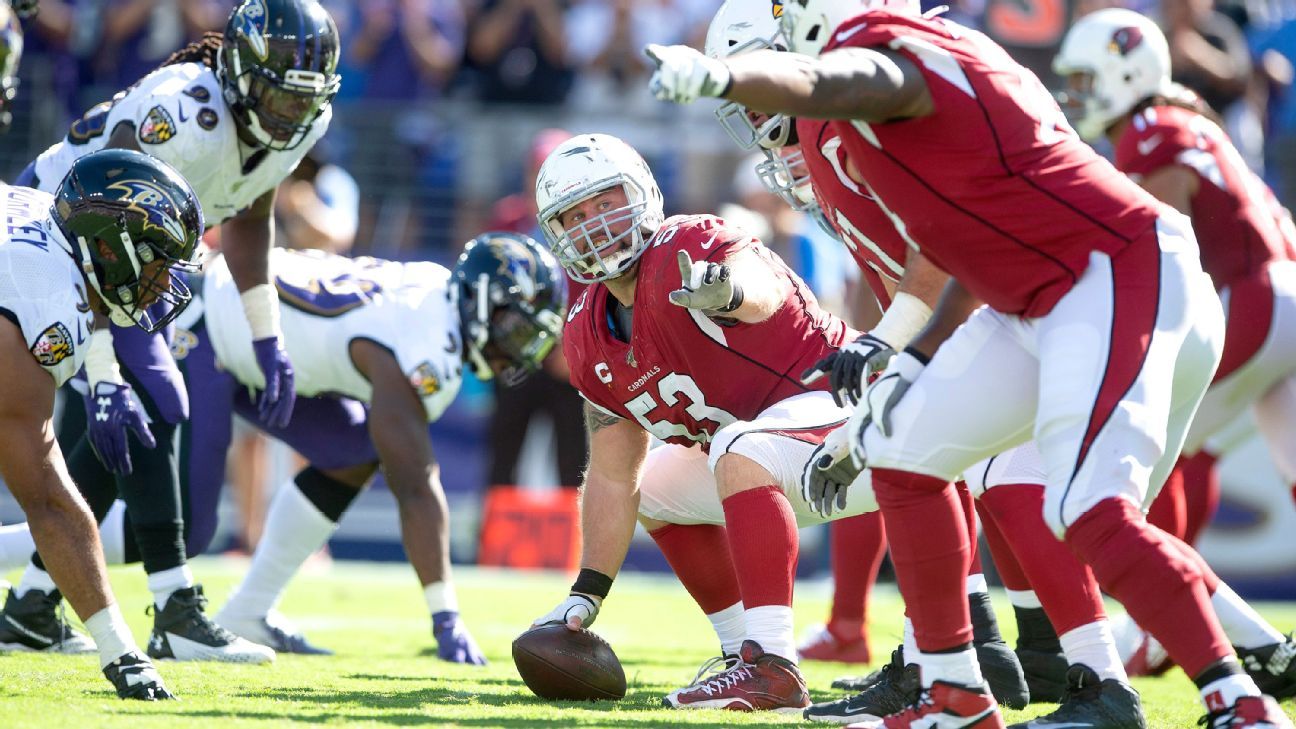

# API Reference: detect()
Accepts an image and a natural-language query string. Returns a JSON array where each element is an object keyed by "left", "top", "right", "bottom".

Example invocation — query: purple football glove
[
  {"left": 252, "top": 336, "right": 296, "bottom": 429},
  {"left": 433, "top": 611, "right": 487, "bottom": 665},
  {"left": 84, "top": 381, "right": 156, "bottom": 475}
]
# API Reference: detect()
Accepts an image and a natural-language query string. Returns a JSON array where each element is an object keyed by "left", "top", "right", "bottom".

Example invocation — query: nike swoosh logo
[
  {"left": 1137, "top": 134, "right": 1162, "bottom": 155},
  {"left": 176, "top": 101, "right": 189, "bottom": 123},
  {"left": 835, "top": 24, "right": 868, "bottom": 44}
]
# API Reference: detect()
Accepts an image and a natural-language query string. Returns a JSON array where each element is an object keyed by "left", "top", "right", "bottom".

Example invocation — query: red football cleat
[
  {"left": 664, "top": 640, "right": 810, "bottom": 713},
  {"left": 844, "top": 680, "right": 1005, "bottom": 728},
  {"left": 1200, "top": 695, "right": 1295, "bottom": 728},
  {"left": 800, "top": 623, "right": 872, "bottom": 664}
]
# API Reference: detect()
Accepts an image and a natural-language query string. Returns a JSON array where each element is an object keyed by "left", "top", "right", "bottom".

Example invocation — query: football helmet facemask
[
  {"left": 218, "top": 0, "right": 341, "bottom": 151},
  {"left": 51, "top": 150, "right": 204, "bottom": 333},
  {"left": 452, "top": 232, "right": 566, "bottom": 386},
  {"left": 535, "top": 134, "right": 665, "bottom": 284},
  {"left": 706, "top": 0, "right": 793, "bottom": 150}
]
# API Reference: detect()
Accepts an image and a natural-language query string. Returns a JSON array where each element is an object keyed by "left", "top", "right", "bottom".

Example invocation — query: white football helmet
[
  {"left": 780, "top": 0, "right": 919, "bottom": 56},
  {"left": 535, "top": 134, "right": 665, "bottom": 283},
  {"left": 1053, "top": 9, "right": 1174, "bottom": 140},
  {"left": 706, "top": 0, "right": 791, "bottom": 150}
]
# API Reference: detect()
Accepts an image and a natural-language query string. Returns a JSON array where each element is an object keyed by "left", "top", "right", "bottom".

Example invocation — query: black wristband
[
  {"left": 717, "top": 284, "right": 744, "bottom": 314},
  {"left": 571, "top": 568, "right": 614, "bottom": 600},
  {"left": 902, "top": 346, "right": 931, "bottom": 366}
]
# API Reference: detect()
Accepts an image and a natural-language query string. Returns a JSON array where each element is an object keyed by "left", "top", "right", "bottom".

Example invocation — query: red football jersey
[
  {"left": 563, "top": 214, "right": 853, "bottom": 450},
  {"left": 798, "top": 116, "right": 908, "bottom": 309},
  {"left": 823, "top": 11, "right": 1163, "bottom": 317},
  {"left": 1115, "top": 104, "right": 1296, "bottom": 288}
]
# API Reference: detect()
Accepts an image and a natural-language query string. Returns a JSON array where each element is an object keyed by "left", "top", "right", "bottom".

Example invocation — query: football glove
[
  {"left": 252, "top": 336, "right": 296, "bottom": 429},
  {"left": 866, "top": 349, "right": 927, "bottom": 438},
  {"left": 801, "top": 332, "right": 896, "bottom": 407},
  {"left": 645, "top": 43, "right": 732, "bottom": 105},
  {"left": 669, "top": 250, "right": 743, "bottom": 313},
  {"left": 84, "top": 381, "right": 156, "bottom": 476},
  {"left": 531, "top": 593, "right": 601, "bottom": 632},
  {"left": 432, "top": 610, "right": 487, "bottom": 666}
]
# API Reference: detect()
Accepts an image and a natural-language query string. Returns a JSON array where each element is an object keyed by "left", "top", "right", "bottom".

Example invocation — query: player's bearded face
[{"left": 556, "top": 186, "right": 636, "bottom": 261}]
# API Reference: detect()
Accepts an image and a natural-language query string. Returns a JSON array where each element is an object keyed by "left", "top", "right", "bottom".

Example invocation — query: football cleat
[
  {"left": 1007, "top": 664, "right": 1146, "bottom": 728},
  {"left": 214, "top": 607, "right": 332, "bottom": 655},
  {"left": 1199, "top": 695, "right": 1295, "bottom": 728},
  {"left": 1237, "top": 634, "right": 1296, "bottom": 700},
  {"left": 0, "top": 587, "right": 96, "bottom": 653},
  {"left": 433, "top": 610, "right": 487, "bottom": 665},
  {"left": 801, "top": 623, "right": 873, "bottom": 664},
  {"left": 844, "top": 679, "right": 1005, "bottom": 728},
  {"left": 977, "top": 636, "right": 1031, "bottom": 709},
  {"left": 103, "top": 650, "right": 175, "bottom": 700},
  {"left": 663, "top": 639, "right": 810, "bottom": 712},
  {"left": 1110, "top": 614, "right": 1173, "bottom": 677},
  {"left": 806, "top": 646, "right": 920, "bottom": 723},
  {"left": 147, "top": 585, "right": 274, "bottom": 663}
]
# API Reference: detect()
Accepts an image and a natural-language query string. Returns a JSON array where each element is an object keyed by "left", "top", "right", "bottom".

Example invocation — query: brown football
[{"left": 512, "top": 624, "right": 627, "bottom": 701}]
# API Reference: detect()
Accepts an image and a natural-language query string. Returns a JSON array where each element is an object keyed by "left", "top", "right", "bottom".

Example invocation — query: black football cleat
[
  {"left": 0, "top": 587, "right": 95, "bottom": 653},
  {"left": 1237, "top": 634, "right": 1296, "bottom": 700},
  {"left": 147, "top": 585, "right": 274, "bottom": 663},
  {"left": 1008, "top": 664, "right": 1146, "bottom": 728},
  {"left": 805, "top": 646, "right": 920, "bottom": 723},
  {"left": 103, "top": 650, "right": 175, "bottom": 700}
]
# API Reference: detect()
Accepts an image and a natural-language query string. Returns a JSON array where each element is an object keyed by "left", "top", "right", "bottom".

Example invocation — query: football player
[
  {"left": 0, "top": 0, "right": 340, "bottom": 663},
  {"left": 646, "top": 0, "right": 1292, "bottom": 726},
  {"left": 0, "top": 148, "right": 202, "bottom": 698},
  {"left": 528, "top": 132, "right": 879, "bottom": 713},
  {"left": 1054, "top": 9, "right": 1296, "bottom": 692},
  {"left": 703, "top": 5, "right": 1154, "bottom": 727}
]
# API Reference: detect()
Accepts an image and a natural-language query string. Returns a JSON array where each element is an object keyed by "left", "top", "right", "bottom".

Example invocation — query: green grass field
[{"left": 1, "top": 557, "right": 1294, "bottom": 728}]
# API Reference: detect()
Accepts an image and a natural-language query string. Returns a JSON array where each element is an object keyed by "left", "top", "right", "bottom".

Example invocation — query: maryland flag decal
[{"left": 30, "top": 322, "right": 73, "bottom": 367}]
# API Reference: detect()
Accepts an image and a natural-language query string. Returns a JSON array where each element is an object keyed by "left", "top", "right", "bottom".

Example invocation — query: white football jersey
[
  {"left": 0, "top": 184, "right": 95, "bottom": 386},
  {"left": 31, "top": 63, "right": 330, "bottom": 225},
  {"left": 203, "top": 249, "right": 463, "bottom": 422}
]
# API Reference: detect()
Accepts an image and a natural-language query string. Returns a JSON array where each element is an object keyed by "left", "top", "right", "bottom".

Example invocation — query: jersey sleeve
[
  {"left": 0, "top": 276, "right": 84, "bottom": 387},
  {"left": 659, "top": 214, "right": 758, "bottom": 265},
  {"left": 1115, "top": 108, "right": 1200, "bottom": 180}
]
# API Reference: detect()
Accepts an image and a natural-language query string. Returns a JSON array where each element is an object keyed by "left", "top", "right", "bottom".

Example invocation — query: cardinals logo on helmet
[
  {"left": 1109, "top": 26, "right": 1144, "bottom": 56},
  {"left": 772, "top": 0, "right": 784, "bottom": 19}
]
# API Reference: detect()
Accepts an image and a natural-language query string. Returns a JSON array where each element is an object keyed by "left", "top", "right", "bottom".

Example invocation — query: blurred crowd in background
[{"left": 5, "top": 0, "right": 1296, "bottom": 570}]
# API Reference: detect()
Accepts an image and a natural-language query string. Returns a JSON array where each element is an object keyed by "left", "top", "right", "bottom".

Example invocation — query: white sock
[
  {"left": 915, "top": 647, "right": 984, "bottom": 688},
  {"left": 1005, "top": 589, "right": 1043, "bottom": 609},
  {"left": 0, "top": 524, "right": 35, "bottom": 575},
  {"left": 100, "top": 501, "right": 127, "bottom": 565},
  {"left": 147, "top": 564, "right": 195, "bottom": 608},
  {"left": 1201, "top": 672, "right": 1263, "bottom": 710},
  {"left": 15, "top": 562, "right": 57, "bottom": 598},
  {"left": 707, "top": 601, "right": 746, "bottom": 657},
  {"left": 966, "top": 573, "right": 988, "bottom": 596},
  {"left": 904, "top": 617, "right": 918, "bottom": 660},
  {"left": 222, "top": 478, "right": 336, "bottom": 618},
  {"left": 1060, "top": 620, "right": 1128, "bottom": 683},
  {"left": 423, "top": 580, "right": 459, "bottom": 614},
  {"left": 1211, "top": 583, "right": 1284, "bottom": 650},
  {"left": 85, "top": 604, "right": 137, "bottom": 669},
  {"left": 744, "top": 604, "right": 796, "bottom": 663}
]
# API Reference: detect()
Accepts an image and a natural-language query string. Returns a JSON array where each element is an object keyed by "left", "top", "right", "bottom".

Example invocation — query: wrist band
[
  {"left": 570, "top": 568, "right": 614, "bottom": 600},
  {"left": 902, "top": 346, "right": 931, "bottom": 366},
  {"left": 239, "top": 284, "right": 282, "bottom": 340},
  {"left": 717, "top": 284, "right": 744, "bottom": 314}
]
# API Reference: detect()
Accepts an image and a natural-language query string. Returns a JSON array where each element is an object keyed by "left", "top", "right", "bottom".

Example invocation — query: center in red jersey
[
  {"left": 563, "top": 214, "right": 853, "bottom": 450},
  {"left": 823, "top": 10, "right": 1166, "bottom": 317}
]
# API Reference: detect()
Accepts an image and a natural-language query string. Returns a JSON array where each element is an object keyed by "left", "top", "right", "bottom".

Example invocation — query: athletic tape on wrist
[
  {"left": 85, "top": 329, "right": 124, "bottom": 386},
  {"left": 870, "top": 291, "right": 933, "bottom": 350},
  {"left": 239, "top": 284, "right": 282, "bottom": 340}
]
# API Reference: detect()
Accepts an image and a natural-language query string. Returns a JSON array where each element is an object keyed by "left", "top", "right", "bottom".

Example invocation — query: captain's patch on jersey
[
  {"left": 409, "top": 362, "right": 441, "bottom": 398},
  {"left": 30, "top": 322, "right": 73, "bottom": 366},
  {"left": 197, "top": 108, "right": 219, "bottom": 130},
  {"left": 138, "top": 105, "right": 176, "bottom": 145}
]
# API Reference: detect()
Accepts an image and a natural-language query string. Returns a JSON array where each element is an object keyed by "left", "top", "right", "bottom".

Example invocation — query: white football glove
[
  {"left": 801, "top": 419, "right": 866, "bottom": 518},
  {"left": 865, "top": 350, "right": 927, "bottom": 438},
  {"left": 531, "top": 593, "right": 601, "bottom": 632},
  {"left": 645, "top": 43, "right": 732, "bottom": 105},
  {"left": 668, "top": 250, "right": 743, "bottom": 313}
]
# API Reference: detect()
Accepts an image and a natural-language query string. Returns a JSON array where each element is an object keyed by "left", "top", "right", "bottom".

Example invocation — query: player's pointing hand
[
  {"left": 645, "top": 43, "right": 732, "bottom": 104},
  {"left": 669, "top": 250, "right": 744, "bottom": 314}
]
